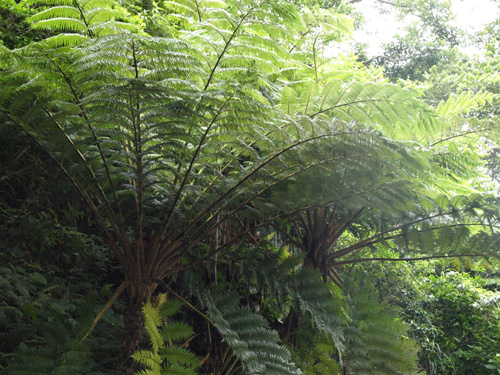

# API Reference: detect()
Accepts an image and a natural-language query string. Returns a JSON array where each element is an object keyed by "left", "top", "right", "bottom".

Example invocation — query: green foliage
[
  {"left": 132, "top": 294, "right": 200, "bottom": 375},
  {"left": 223, "top": 245, "right": 346, "bottom": 344},
  {"left": 342, "top": 287, "right": 418, "bottom": 375},
  {"left": 0, "top": 0, "right": 47, "bottom": 48},
  {"left": 3, "top": 292, "right": 111, "bottom": 375},
  {"left": 377, "top": 36, "right": 460, "bottom": 82},
  {"left": 282, "top": 269, "right": 418, "bottom": 375},
  {"left": 366, "top": 0, "right": 462, "bottom": 82},
  {"left": 290, "top": 334, "right": 342, "bottom": 375},
  {"left": 370, "top": 261, "right": 500, "bottom": 375},
  {"left": 186, "top": 271, "right": 301, "bottom": 375},
  {"left": 3, "top": 0, "right": 500, "bottom": 374},
  {"left": 415, "top": 272, "right": 500, "bottom": 375},
  {"left": 486, "top": 354, "right": 500, "bottom": 374}
]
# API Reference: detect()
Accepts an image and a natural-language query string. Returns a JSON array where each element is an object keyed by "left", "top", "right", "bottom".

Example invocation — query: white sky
[{"left": 352, "top": 0, "right": 500, "bottom": 57}]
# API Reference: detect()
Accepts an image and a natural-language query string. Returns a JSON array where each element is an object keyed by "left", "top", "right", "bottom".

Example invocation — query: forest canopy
[{"left": 1, "top": 0, "right": 500, "bottom": 374}]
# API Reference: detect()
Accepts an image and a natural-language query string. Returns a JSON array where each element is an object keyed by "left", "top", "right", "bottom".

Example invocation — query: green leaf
[
  {"left": 30, "top": 272, "right": 47, "bottom": 285},
  {"left": 21, "top": 304, "right": 37, "bottom": 319}
]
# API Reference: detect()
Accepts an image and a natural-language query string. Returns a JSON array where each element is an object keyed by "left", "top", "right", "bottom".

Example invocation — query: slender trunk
[{"left": 116, "top": 296, "right": 145, "bottom": 375}]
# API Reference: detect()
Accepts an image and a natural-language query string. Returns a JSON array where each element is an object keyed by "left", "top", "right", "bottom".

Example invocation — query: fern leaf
[
  {"left": 189, "top": 281, "right": 301, "bottom": 375},
  {"left": 131, "top": 350, "right": 162, "bottom": 373},
  {"left": 30, "top": 18, "right": 88, "bottom": 32},
  {"left": 160, "top": 346, "right": 200, "bottom": 368},
  {"left": 436, "top": 91, "right": 493, "bottom": 120},
  {"left": 142, "top": 302, "right": 163, "bottom": 353},
  {"left": 161, "top": 322, "right": 194, "bottom": 343},
  {"left": 41, "top": 33, "right": 90, "bottom": 47}
]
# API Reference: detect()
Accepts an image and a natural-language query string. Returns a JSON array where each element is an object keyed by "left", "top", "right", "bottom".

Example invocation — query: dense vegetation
[{"left": 1, "top": 0, "right": 500, "bottom": 374}]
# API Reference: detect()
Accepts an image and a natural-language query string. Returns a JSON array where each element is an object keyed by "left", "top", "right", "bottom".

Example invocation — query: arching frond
[
  {"left": 342, "top": 288, "right": 418, "bottom": 375},
  {"left": 280, "top": 80, "right": 440, "bottom": 141},
  {"left": 186, "top": 275, "right": 301, "bottom": 375},
  {"left": 26, "top": 0, "right": 135, "bottom": 46},
  {"left": 436, "top": 91, "right": 493, "bottom": 120}
]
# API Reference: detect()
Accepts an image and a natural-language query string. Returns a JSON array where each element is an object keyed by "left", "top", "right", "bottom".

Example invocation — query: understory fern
[
  {"left": 132, "top": 294, "right": 200, "bottom": 375},
  {"left": 4, "top": 295, "right": 103, "bottom": 375},
  {"left": 186, "top": 273, "right": 301, "bottom": 375},
  {"left": 342, "top": 288, "right": 418, "bottom": 375},
  {"left": 247, "top": 249, "right": 416, "bottom": 374},
  {"left": 290, "top": 333, "right": 342, "bottom": 375},
  {"left": 233, "top": 246, "right": 345, "bottom": 348}
]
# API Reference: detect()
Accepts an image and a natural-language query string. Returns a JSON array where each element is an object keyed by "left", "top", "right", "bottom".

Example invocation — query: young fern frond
[{"left": 132, "top": 295, "right": 199, "bottom": 375}]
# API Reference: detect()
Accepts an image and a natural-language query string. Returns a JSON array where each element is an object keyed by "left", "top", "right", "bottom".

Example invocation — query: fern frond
[
  {"left": 280, "top": 81, "right": 440, "bottom": 141},
  {"left": 289, "top": 268, "right": 345, "bottom": 348},
  {"left": 41, "top": 33, "right": 90, "bottom": 47},
  {"left": 160, "top": 346, "right": 200, "bottom": 368},
  {"left": 436, "top": 91, "right": 493, "bottom": 120},
  {"left": 161, "top": 322, "right": 194, "bottom": 343},
  {"left": 189, "top": 282, "right": 301, "bottom": 375},
  {"left": 31, "top": 17, "right": 88, "bottom": 32},
  {"left": 131, "top": 350, "right": 162, "bottom": 372},
  {"left": 342, "top": 288, "right": 418, "bottom": 375},
  {"left": 134, "top": 295, "right": 199, "bottom": 375},
  {"left": 26, "top": 0, "right": 134, "bottom": 46},
  {"left": 28, "top": 6, "right": 83, "bottom": 22},
  {"left": 5, "top": 346, "right": 57, "bottom": 375},
  {"left": 142, "top": 302, "right": 163, "bottom": 352},
  {"left": 291, "top": 333, "right": 342, "bottom": 375},
  {"left": 4, "top": 295, "right": 100, "bottom": 375}
]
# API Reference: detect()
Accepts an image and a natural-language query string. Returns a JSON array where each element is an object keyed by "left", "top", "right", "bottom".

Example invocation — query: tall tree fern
[{"left": 2, "top": 0, "right": 497, "bottom": 374}]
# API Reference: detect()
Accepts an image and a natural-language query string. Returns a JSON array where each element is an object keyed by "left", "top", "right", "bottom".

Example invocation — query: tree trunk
[{"left": 116, "top": 296, "right": 145, "bottom": 375}]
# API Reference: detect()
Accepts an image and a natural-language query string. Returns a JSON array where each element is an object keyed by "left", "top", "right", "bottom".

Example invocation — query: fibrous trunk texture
[{"left": 116, "top": 296, "right": 144, "bottom": 375}]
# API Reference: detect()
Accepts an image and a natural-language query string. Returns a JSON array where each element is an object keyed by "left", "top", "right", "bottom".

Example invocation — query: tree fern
[{"left": 3, "top": 0, "right": 498, "bottom": 373}]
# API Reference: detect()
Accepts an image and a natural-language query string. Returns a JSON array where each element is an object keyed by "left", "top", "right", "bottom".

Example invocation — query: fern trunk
[{"left": 117, "top": 296, "right": 145, "bottom": 375}]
